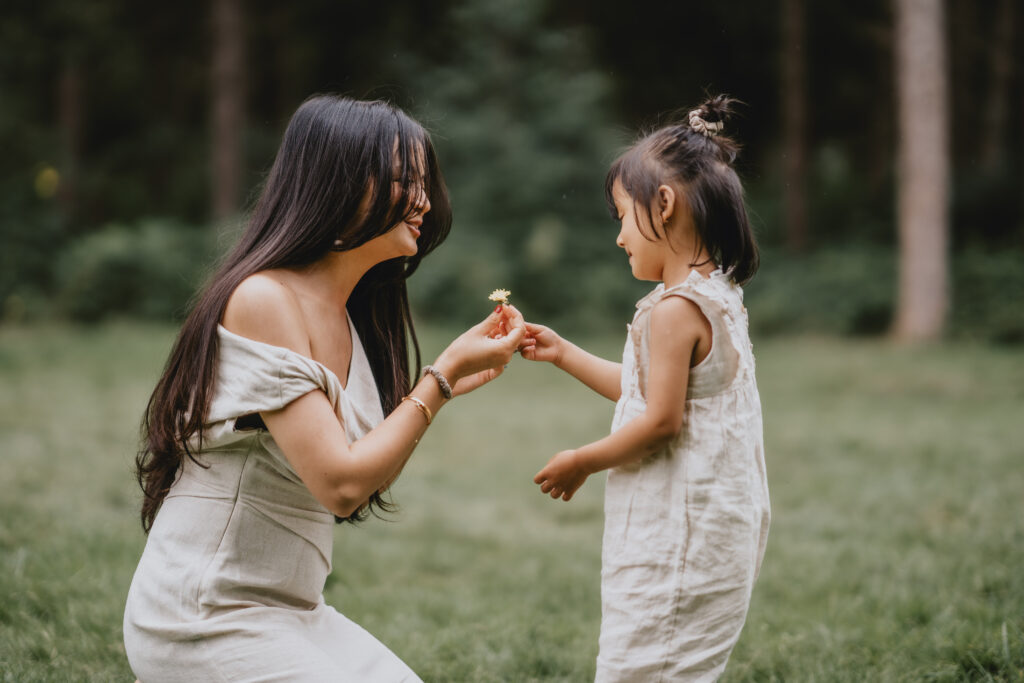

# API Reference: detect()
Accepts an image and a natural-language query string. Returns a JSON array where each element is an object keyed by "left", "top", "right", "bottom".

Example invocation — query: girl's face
[{"left": 612, "top": 179, "right": 666, "bottom": 282}]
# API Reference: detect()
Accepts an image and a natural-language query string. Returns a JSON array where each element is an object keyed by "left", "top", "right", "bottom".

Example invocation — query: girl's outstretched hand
[
  {"left": 519, "top": 322, "right": 563, "bottom": 364},
  {"left": 534, "top": 449, "right": 590, "bottom": 501}
]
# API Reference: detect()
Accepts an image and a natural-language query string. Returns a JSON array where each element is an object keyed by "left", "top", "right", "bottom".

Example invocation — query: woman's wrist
[
  {"left": 421, "top": 364, "right": 453, "bottom": 399},
  {"left": 429, "top": 355, "right": 461, "bottom": 389}
]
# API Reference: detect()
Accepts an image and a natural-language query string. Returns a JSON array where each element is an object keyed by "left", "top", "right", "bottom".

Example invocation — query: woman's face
[
  {"left": 359, "top": 146, "right": 432, "bottom": 262},
  {"left": 381, "top": 173, "right": 430, "bottom": 259}
]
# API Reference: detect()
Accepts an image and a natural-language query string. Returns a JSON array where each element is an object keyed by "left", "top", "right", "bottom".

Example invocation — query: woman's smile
[{"left": 405, "top": 217, "right": 422, "bottom": 238}]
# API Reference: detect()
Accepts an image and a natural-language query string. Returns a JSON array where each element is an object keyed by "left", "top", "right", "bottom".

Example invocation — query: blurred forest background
[{"left": 1, "top": 0, "right": 1022, "bottom": 339}]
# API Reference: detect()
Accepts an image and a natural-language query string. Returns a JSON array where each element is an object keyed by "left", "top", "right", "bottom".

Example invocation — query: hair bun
[
  {"left": 688, "top": 94, "right": 739, "bottom": 137},
  {"left": 688, "top": 110, "right": 723, "bottom": 137}
]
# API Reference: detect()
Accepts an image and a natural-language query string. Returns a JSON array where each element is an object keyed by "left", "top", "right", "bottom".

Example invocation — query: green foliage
[
  {"left": 2, "top": 324, "right": 1024, "bottom": 679},
  {"left": 745, "top": 246, "right": 1024, "bottom": 343},
  {"left": 950, "top": 248, "right": 1024, "bottom": 345},
  {"left": 55, "top": 219, "right": 215, "bottom": 323},
  {"left": 0, "top": 201, "right": 65, "bottom": 322},
  {"left": 746, "top": 246, "right": 897, "bottom": 337},
  {"left": 394, "top": 0, "right": 625, "bottom": 327}
]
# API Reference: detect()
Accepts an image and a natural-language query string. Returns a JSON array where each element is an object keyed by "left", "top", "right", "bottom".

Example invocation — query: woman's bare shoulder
[{"left": 222, "top": 272, "right": 312, "bottom": 356}]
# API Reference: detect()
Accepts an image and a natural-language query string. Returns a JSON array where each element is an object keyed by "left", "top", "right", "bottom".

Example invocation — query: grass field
[{"left": 1, "top": 321, "right": 1022, "bottom": 681}]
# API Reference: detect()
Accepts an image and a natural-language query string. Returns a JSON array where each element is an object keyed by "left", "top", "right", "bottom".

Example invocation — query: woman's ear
[{"left": 657, "top": 184, "right": 676, "bottom": 225}]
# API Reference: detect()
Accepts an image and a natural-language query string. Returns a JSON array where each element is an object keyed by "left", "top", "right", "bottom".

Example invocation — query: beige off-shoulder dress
[
  {"left": 124, "top": 319, "right": 421, "bottom": 682},
  {"left": 597, "top": 270, "right": 771, "bottom": 682}
]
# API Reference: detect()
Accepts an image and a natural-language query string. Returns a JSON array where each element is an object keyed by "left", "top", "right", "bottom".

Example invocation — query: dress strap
[{"left": 654, "top": 270, "right": 752, "bottom": 393}]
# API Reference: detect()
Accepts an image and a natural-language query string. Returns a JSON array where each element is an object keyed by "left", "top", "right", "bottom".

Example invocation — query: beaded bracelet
[
  {"left": 421, "top": 364, "right": 453, "bottom": 399},
  {"left": 401, "top": 395, "right": 432, "bottom": 425}
]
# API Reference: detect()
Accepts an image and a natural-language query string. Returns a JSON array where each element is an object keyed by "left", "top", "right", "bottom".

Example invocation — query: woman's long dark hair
[
  {"left": 605, "top": 94, "right": 759, "bottom": 284},
  {"left": 136, "top": 95, "right": 451, "bottom": 532}
]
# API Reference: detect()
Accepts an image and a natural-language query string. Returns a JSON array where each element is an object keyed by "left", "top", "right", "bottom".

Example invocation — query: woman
[{"left": 124, "top": 95, "right": 524, "bottom": 681}]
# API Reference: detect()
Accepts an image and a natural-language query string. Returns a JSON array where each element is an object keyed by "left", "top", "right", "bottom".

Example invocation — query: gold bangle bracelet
[{"left": 401, "top": 395, "right": 432, "bottom": 425}]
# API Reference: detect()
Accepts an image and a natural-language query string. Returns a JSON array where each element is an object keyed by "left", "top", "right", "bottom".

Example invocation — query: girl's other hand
[
  {"left": 519, "top": 322, "right": 563, "bottom": 365},
  {"left": 534, "top": 449, "right": 589, "bottom": 501}
]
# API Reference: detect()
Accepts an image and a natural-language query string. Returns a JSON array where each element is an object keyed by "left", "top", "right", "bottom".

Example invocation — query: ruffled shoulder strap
[
  {"left": 650, "top": 270, "right": 752, "bottom": 395},
  {"left": 659, "top": 269, "right": 734, "bottom": 317},
  {"left": 207, "top": 325, "right": 343, "bottom": 425}
]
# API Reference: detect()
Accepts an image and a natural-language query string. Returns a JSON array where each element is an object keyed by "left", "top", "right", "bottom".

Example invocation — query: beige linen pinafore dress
[
  {"left": 597, "top": 270, "right": 771, "bottom": 682},
  {"left": 123, "top": 320, "right": 421, "bottom": 682}
]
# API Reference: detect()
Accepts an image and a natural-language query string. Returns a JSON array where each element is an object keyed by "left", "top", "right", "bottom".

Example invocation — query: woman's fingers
[
  {"left": 472, "top": 306, "right": 506, "bottom": 335},
  {"left": 504, "top": 305, "right": 526, "bottom": 333}
]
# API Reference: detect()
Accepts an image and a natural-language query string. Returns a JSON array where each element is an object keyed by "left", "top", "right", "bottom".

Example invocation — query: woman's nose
[{"left": 414, "top": 186, "right": 430, "bottom": 215}]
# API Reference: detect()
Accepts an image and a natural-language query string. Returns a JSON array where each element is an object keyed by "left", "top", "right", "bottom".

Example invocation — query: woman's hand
[
  {"left": 534, "top": 449, "right": 590, "bottom": 501},
  {"left": 519, "top": 322, "right": 564, "bottom": 365},
  {"left": 450, "top": 367, "right": 502, "bottom": 397},
  {"left": 433, "top": 305, "right": 525, "bottom": 392}
]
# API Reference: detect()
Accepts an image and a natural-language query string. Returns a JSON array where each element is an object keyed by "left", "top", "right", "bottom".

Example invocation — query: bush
[
  {"left": 950, "top": 248, "right": 1024, "bottom": 344},
  {"left": 56, "top": 219, "right": 216, "bottom": 323},
  {"left": 745, "top": 245, "right": 896, "bottom": 337},
  {"left": 745, "top": 245, "right": 1024, "bottom": 343}
]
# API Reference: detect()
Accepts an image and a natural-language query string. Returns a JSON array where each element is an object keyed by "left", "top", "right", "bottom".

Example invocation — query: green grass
[{"left": 1, "top": 322, "right": 1023, "bottom": 681}]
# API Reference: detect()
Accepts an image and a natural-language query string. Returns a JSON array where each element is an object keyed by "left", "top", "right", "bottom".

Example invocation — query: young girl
[{"left": 520, "top": 95, "right": 770, "bottom": 681}]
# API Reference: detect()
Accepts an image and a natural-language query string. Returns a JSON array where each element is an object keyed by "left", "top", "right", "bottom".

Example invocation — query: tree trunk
[
  {"left": 893, "top": 0, "right": 950, "bottom": 342},
  {"left": 57, "top": 59, "right": 82, "bottom": 223},
  {"left": 210, "top": 0, "right": 245, "bottom": 221},
  {"left": 781, "top": 0, "right": 808, "bottom": 252},
  {"left": 979, "top": 0, "right": 1014, "bottom": 174}
]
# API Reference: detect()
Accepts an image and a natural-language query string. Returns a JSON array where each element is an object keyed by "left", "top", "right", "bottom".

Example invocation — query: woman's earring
[{"left": 333, "top": 239, "right": 344, "bottom": 248}]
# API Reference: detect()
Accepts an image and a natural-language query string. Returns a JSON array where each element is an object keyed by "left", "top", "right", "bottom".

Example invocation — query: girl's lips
[{"left": 406, "top": 222, "right": 421, "bottom": 238}]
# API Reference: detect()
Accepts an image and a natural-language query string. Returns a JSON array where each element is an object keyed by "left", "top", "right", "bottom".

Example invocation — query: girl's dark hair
[
  {"left": 605, "top": 94, "right": 758, "bottom": 284},
  {"left": 136, "top": 95, "right": 451, "bottom": 532}
]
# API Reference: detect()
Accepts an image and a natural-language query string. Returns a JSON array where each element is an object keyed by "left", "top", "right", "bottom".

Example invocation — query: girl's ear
[{"left": 657, "top": 184, "right": 676, "bottom": 225}]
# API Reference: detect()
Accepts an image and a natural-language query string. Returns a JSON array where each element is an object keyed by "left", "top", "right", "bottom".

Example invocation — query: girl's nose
[{"left": 615, "top": 230, "right": 625, "bottom": 248}]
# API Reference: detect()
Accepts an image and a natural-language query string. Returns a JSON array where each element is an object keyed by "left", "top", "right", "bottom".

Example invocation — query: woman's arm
[
  {"left": 533, "top": 297, "right": 709, "bottom": 501},
  {"left": 225, "top": 279, "right": 524, "bottom": 517},
  {"left": 261, "top": 372, "right": 445, "bottom": 517},
  {"left": 520, "top": 321, "right": 622, "bottom": 401}
]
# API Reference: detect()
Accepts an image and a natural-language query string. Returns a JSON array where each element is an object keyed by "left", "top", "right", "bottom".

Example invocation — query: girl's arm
[
  {"left": 520, "top": 321, "right": 622, "bottom": 401},
  {"left": 534, "top": 297, "right": 709, "bottom": 501},
  {"left": 226, "top": 282, "right": 524, "bottom": 517}
]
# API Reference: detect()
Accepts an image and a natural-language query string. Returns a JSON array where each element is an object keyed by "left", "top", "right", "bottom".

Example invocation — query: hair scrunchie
[{"left": 688, "top": 109, "right": 724, "bottom": 137}]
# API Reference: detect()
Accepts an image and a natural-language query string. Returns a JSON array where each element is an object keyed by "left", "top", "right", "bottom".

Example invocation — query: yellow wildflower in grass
[{"left": 488, "top": 289, "right": 511, "bottom": 305}]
